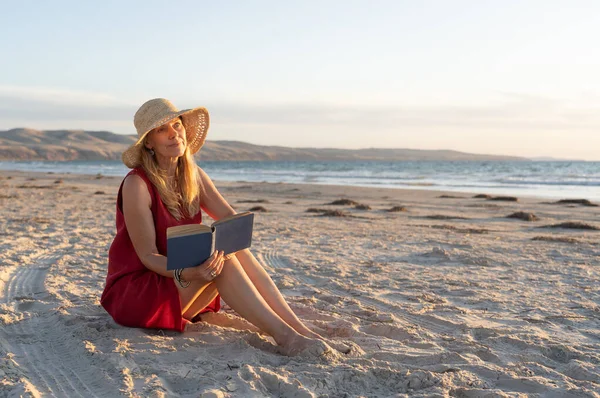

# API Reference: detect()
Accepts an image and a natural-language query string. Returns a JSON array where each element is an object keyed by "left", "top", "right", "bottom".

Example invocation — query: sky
[{"left": 1, "top": 1, "right": 600, "bottom": 160}]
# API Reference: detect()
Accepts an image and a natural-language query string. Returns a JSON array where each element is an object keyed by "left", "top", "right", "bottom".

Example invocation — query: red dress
[{"left": 101, "top": 167, "right": 221, "bottom": 331}]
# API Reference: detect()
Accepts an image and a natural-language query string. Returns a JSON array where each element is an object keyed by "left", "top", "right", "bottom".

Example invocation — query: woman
[{"left": 101, "top": 98, "right": 345, "bottom": 357}]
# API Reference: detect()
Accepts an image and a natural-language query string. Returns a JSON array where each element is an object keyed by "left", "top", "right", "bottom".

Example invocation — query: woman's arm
[
  {"left": 122, "top": 174, "right": 171, "bottom": 277},
  {"left": 198, "top": 167, "right": 236, "bottom": 221}
]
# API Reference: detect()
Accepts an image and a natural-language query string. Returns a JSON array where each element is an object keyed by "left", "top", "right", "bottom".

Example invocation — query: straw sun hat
[{"left": 122, "top": 98, "right": 210, "bottom": 168}]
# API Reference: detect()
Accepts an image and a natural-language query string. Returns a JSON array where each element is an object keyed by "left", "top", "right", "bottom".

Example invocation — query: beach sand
[{"left": 1, "top": 170, "right": 599, "bottom": 397}]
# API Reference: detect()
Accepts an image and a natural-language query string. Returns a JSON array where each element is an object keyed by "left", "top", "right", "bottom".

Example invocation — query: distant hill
[
  {"left": 0, "top": 128, "right": 526, "bottom": 161},
  {"left": 0, "top": 128, "right": 137, "bottom": 161}
]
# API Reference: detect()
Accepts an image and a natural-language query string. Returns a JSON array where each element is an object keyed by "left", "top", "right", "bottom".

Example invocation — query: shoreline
[
  {"left": 2, "top": 159, "right": 600, "bottom": 201},
  {"left": 3, "top": 168, "right": 599, "bottom": 204},
  {"left": 1, "top": 169, "right": 599, "bottom": 396}
]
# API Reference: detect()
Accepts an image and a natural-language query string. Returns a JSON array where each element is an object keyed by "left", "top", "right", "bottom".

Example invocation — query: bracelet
[
  {"left": 175, "top": 268, "right": 191, "bottom": 288},
  {"left": 174, "top": 268, "right": 191, "bottom": 288}
]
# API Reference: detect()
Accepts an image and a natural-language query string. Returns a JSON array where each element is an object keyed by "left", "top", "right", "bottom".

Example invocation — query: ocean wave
[
  {"left": 2, "top": 160, "right": 600, "bottom": 200},
  {"left": 214, "top": 168, "right": 429, "bottom": 181}
]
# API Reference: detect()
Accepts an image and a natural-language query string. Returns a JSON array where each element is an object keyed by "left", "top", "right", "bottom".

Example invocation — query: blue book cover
[{"left": 166, "top": 212, "right": 254, "bottom": 270}]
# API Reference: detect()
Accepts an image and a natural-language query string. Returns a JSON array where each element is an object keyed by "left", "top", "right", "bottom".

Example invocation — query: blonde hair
[{"left": 140, "top": 141, "right": 201, "bottom": 220}]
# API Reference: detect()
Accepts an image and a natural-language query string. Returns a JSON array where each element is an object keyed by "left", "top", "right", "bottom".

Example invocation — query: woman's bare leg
[
  {"left": 234, "top": 249, "right": 351, "bottom": 353},
  {"left": 176, "top": 250, "right": 309, "bottom": 332},
  {"left": 179, "top": 281, "right": 263, "bottom": 334},
  {"left": 210, "top": 256, "right": 330, "bottom": 356},
  {"left": 179, "top": 282, "right": 219, "bottom": 320},
  {"left": 234, "top": 250, "right": 321, "bottom": 335}
]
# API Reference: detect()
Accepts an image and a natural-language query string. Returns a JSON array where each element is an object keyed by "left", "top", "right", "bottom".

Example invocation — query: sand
[{"left": 1, "top": 170, "right": 599, "bottom": 397}]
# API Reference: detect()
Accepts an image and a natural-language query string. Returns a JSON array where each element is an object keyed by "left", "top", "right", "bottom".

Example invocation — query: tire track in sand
[{"left": 1, "top": 251, "right": 120, "bottom": 397}]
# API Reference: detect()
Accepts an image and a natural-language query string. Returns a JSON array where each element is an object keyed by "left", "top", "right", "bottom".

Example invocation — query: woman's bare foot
[
  {"left": 297, "top": 327, "right": 353, "bottom": 354},
  {"left": 322, "top": 338, "right": 353, "bottom": 355},
  {"left": 277, "top": 333, "right": 334, "bottom": 358}
]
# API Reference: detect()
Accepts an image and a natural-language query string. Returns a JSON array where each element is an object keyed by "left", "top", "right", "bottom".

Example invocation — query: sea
[{"left": 1, "top": 160, "right": 599, "bottom": 200}]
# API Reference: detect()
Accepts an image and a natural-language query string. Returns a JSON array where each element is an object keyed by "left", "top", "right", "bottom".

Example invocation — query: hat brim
[{"left": 122, "top": 107, "right": 209, "bottom": 169}]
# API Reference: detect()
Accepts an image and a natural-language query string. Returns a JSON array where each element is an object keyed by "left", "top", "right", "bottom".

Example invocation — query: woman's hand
[{"left": 182, "top": 250, "right": 225, "bottom": 284}]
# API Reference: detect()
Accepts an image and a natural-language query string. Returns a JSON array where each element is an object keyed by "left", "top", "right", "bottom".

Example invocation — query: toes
[
  {"left": 324, "top": 338, "right": 352, "bottom": 354},
  {"left": 296, "top": 340, "right": 342, "bottom": 362},
  {"left": 342, "top": 340, "right": 365, "bottom": 357},
  {"left": 297, "top": 339, "right": 328, "bottom": 357}
]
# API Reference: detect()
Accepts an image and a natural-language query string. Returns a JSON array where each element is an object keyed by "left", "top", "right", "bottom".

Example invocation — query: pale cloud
[
  {"left": 4, "top": 85, "right": 598, "bottom": 132},
  {"left": 1, "top": 87, "right": 600, "bottom": 159},
  {"left": 208, "top": 94, "right": 600, "bottom": 131}
]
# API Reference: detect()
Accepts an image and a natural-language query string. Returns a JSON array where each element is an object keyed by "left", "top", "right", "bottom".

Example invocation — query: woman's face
[{"left": 146, "top": 117, "right": 187, "bottom": 159}]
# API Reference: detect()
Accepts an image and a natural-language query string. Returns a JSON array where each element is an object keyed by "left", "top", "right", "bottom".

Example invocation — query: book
[{"left": 166, "top": 211, "right": 254, "bottom": 270}]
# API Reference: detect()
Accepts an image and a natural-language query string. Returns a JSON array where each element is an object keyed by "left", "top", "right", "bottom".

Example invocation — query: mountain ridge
[{"left": 0, "top": 128, "right": 527, "bottom": 161}]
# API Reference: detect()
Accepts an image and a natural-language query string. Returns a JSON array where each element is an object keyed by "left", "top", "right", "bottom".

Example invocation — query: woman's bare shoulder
[
  {"left": 196, "top": 165, "right": 209, "bottom": 178},
  {"left": 123, "top": 173, "right": 146, "bottom": 189},
  {"left": 196, "top": 166, "right": 214, "bottom": 186},
  {"left": 122, "top": 174, "right": 151, "bottom": 202}
]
